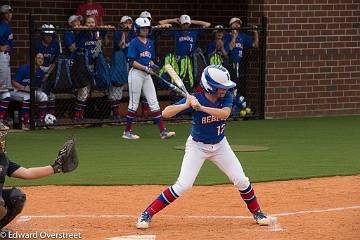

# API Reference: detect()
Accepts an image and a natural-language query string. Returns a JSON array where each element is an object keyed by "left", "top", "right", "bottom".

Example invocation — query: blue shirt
[
  {"left": 206, "top": 40, "right": 230, "bottom": 57},
  {"left": 171, "top": 29, "right": 202, "bottom": 57},
  {"left": 175, "top": 92, "right": 233, "bottom": 144},
  {"left": 63, "top": 31, "right": 76, "bottom": 60},
  {"left": 35, "top": 39, "right": 60, "bottom": 67},
  {"left": 113, "top": 30, "right": 136, "bottom": 53},
  {"left": 127, "top": 37, "right": 155, "bottom": 67},
  {"left": 224, "top": 32, "right": 254, "bottom": 63},
  {"left": 64, "top": 31, "right": 76, "bottom": 49},
  {"left": 15, "top": 64, "right": 45, "bottom": 88},
  {"left": 76, "top": 31, "right": 98, "bottom": 54},
  {"left": 0, "top": 20, "right": 13, "bottom": 55}
]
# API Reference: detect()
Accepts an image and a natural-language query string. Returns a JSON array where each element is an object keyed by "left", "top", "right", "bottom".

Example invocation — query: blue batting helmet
[
  {"left": 200, "top": 65, "right": 236, "bottom": 95},
  {"left": 134, "top": 17, "right": 151, "bottom": 33}
]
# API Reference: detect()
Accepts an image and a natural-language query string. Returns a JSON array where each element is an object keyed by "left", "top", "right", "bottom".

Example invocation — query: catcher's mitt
[{"left": 52, "top": 137, "right": 78, "bottom": 173}]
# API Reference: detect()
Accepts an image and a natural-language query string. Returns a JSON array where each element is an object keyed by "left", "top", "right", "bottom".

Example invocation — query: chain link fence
[{"left": 9, "top": 15, "right": 267, "bottom": 130}]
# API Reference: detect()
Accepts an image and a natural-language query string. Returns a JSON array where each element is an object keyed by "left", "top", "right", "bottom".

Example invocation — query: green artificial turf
[{"left": 5, "top": 115, "right": 360, "bottom": 186}]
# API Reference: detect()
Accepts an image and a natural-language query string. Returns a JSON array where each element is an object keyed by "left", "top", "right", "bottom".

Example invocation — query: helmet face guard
[{"left": 201, "top": 65, "right": 236, "bottom": 95}]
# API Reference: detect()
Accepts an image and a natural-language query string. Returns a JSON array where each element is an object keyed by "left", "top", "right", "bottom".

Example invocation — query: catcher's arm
[
  {"left": 10, "top": 138, "right": 79, "bottom": 179},
  {"left": 10, "top": 166, "right": 55, "bottom": 180}
]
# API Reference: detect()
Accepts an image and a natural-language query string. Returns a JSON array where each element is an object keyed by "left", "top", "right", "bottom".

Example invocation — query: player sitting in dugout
[
  {"left": 0, "top": 123, "right": 78, "bottom": 238},
  {"left": 158, "top": 15, "right": 210, "bottom": 91},
  {"left": 10, "top": 53, "right": 50, "bottom": 129}
]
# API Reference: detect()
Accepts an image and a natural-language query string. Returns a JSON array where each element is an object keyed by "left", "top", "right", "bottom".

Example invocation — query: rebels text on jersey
[
  {"left": 127, "top": 37, "right": 155, "bottom": 67},
  {"left": 175, "top": 92, "right": 233, "bottom": 144}
]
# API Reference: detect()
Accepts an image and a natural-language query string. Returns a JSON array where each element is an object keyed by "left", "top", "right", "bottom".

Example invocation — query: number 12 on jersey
[{"left": 217, "top": 124, "right": 225, "bottom": 136}]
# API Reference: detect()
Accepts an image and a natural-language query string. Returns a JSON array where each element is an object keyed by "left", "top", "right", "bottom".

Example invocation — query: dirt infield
[{"left": 8, "top": 175, "right": 360, "bottom": 240}]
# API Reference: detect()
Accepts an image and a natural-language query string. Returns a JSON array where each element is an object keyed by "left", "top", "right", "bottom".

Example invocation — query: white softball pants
[
  {"left": 11, "top": 90, "right": 49, "bottom": 102},
  {"left": 0, "top": 53, "right": 11, "bottom": 89},
  {"left": 172, "top": 136, "right": 250, "bottom": 196},
  {"left": 127, "top": 68, "right": 160, "bottom": 112}
]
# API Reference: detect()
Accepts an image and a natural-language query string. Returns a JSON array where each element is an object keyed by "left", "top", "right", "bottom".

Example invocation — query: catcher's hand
[{"left": 52, "top": 137, "right": 78, "bottom": 174}]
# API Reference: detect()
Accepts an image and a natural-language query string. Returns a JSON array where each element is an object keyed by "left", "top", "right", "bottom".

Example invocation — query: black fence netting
[{"left": 12, "top": 15, "right": 267, "bottom": 130}]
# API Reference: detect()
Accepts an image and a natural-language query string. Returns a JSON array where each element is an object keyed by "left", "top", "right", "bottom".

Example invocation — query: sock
[
  {"left": 22, "top": 101, "right": 30, "bottom": 125},
  {"left": 125, "top": 109, "right": 136, "bottom": 132},
  {"left": 145, "top": 186, "right": 179, "bottom": 217},
  {"left": 141, "top": 100, "right": 150, "bottom": 116},
  {"left": 38, "top": 101, "right": 47, "bottom": 121},
  {"left": 153, "top": 111, "right": 165, "bottom": 132},
  {"left": 74, "top": 100, "right": 86, "bottom": 119},
  {"left": 0, "top": 97, "right": 10, "bottom": 121},
  {"left": 239, "top": 184, "right": 260, "bottom": 214},
  {"left": 48, "top": 100, "right": 56, "bottom": 116},
  {"left": 110, "top": 99, "right": 120, "bottom": 117}
]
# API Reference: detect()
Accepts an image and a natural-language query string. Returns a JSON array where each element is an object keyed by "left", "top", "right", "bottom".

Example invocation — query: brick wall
[
  {"left": 7, "top": 0, "right": 360, "bottom": 118},
  {"left": 8, "top": 0, "right": 247, "bottom": 68},
  {"left": 248, "top": 0, "right": 360, "bottom": 118}
]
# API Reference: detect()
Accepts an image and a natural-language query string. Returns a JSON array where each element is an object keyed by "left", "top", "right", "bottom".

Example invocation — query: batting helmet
[
  {"left": 41, "top": 24, "right": 55, "bottom": 34},
  {"left": 200, "top": 65, "right": 236, "bottom": 95},
  {"left": 134, "top": 17, "right": 151, "bottom": 33}
]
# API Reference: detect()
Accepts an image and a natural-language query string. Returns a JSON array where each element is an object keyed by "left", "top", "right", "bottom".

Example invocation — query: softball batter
[
  {"left": 124, "top": 17, "right": 174, "bottom": 140},
  {"left": 136, "top": 65, "right": 270, "bottom": 229}
]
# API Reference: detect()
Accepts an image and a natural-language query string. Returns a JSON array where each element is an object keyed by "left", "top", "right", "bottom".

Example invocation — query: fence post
[
  {"left": 259, "top": 16, "right": 267, "bottom": 119},
  {"left": 29, "top": 13, "right": 36, "bottom": 130}
]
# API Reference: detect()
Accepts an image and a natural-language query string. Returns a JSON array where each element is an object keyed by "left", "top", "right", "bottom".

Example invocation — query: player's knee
[
  {"left": 148, "top": 101, "right": 160, "bottom": 112},
  {"left": 8, "top": 187, "right": 26, "bottom": 214},
  {"left": 233, "top": 176, "right": 250, "bottom": 191},
  {"left": 172, "top": 180, "right": 193, "bottom": 196},
  {"left": 38, "top": 92, "right": 48, "bottom": 102}
]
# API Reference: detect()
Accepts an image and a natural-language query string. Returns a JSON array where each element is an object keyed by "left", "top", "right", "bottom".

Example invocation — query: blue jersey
[
  {"left": 171, "top": 30, "right": 202, "bottom": 57},
  {"left": 224, "top": 32, "right": 253, "bottom": 63},
  {"left": 0, "top": 20, "right": 13, "bottom": 55},
  {"left": 176, "top": 92, "right": 233, "bottom": 144},
  {"left": 127, "top": 37, "right": 155, "bottom": 67},
  {"left": 206, "top": 40, "right": 229, "bottom": 56},
  {"left": 76, "top": 31, "right": 98, "bottom": 54},
  {"left": 15, "top": 64, "right": 45, "bottom": 88},
  {"left": 113, "top": 30, "right": 136, "bottom": 53},
  {"left": 64, "top": 31, "right": 76, "bottom": 49},
  {"left": 64, "top": 31, "right": 76, "bottom": 60},
  {"left": 35, "top": 39, "right": 60, "bottom": 67}
]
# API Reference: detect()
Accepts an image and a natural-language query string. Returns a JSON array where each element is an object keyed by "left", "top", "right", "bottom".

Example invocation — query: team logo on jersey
[
  {"left": 8, "top": 33, "right": 13, "bottom": 40},
  {"left": 140, "top": 51, "right": 151, "bottom": 58},
  {"left": 43, "top": 53, "right": 52, "bottom": 58},
  {"left": 85, "top": 41, "right": 97, "bottom": 46},
  {"left": 22, "top": 78, "right": 30, "bottom": 85},
  {"left": 86, "top": 9, "right": 99, "bottom": 16},
  {"left": 179, "top": 36, "right": 194, "bottom": 43},
  {"left": 235, "top": 43, "right": 244, "bottom": 49}
]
